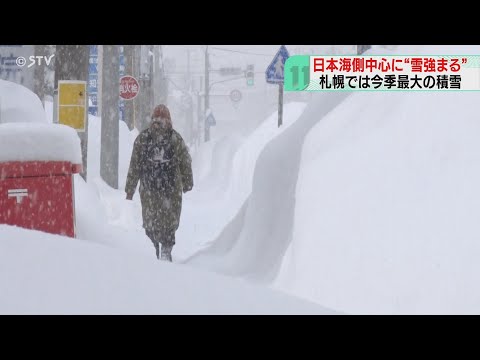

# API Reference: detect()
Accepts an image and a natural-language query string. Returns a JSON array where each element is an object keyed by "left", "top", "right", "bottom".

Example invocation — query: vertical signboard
[
  {"left": 58, "top": 80, "right": 87, "bottom": 132},
  {"left": 88, "top": 45, "right": 98, "bottom": 116}
]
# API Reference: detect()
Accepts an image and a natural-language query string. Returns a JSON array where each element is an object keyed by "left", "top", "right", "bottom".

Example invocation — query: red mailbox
[{"left": 0, "top": 161, "right": 82, "bottom": 238}]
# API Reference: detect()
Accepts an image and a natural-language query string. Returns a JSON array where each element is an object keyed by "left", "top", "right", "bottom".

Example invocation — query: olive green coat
[{"left": 125, "top": 128, "right": 193, "bottom": 234}]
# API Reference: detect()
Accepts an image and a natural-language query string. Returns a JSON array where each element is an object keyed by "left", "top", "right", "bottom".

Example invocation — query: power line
[
  {"left": 166, "top": 77, "right": 186, "bottom": 92},
  {"left": 159, "top": 45, "right": 165, "bottom": 74},
  {"left": 145, "top": 45, "right": 274, "bottom": 57},
  {"left": 210, "top": 47, "right": 273, "bottom": 57}
]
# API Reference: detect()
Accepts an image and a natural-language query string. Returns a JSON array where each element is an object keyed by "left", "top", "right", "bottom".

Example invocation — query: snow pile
[
  {"left": 0, "top": 123, "right": 82, "bottom": 164},
  {"left": 274, "top": 45, "right": 480, "bottom": 314},
  {"left": 191, "top": 137, "right": 219, "bottom": 184},
  {"left": 175, "top": 102, "right": 307, "bottom": 259},
  {"left": 73, "top": 175, "right": 114, "bottom": 244},
  {"left": 86, "top": 114, "right": 137, "bottom": 191},
  {"left": 225, "top": 102, "right": 307, "bottom": 207},
  {"left": 185, "top": 92, "right": 348, "bottom": 278},
  {"left": 0, "top": 79, "right": 46, "bottom": 124},
  {"left": 0, "top": 225, "right": 337, "bottom": 315}
]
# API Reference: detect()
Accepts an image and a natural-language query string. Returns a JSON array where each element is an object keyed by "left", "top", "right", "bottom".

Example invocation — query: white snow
[
  {"left": 0, "top": 105, "right": 337, "bottom": 313},
  {"left": 274, "top": 45, "right": 480, "bottom": 314},
  {"left": 0, "top": 79, "right": 46, "bottom": 124},
  {"left": 86, "top": 114, "right": 137, "bottom": 192},
  {"left": 0, "top": 123, "right": 82, "bottom": 164},
  {"left": 7, "top": 45, "right": 480, "bottom": 314},
  {"left": 226, "top": 102, "right": 307, "bottom": 208},
  {"left": 0, "top": 97, "right": 338, "bottom": 314},
  {"left": 185, "top": 94, "right": 348, "bottom": 281},
  {"left": 0, "top": 53, "right": 338, "bottom": 314},
  {"left": 0, "top": 224, "right": 336, "bottom": 315},
  {"left": 175, "top": 102, "right": 307, "bottom": 260}
]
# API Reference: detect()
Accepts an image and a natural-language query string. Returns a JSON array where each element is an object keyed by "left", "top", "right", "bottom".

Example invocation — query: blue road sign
[
  {"left": 89, "top": 45, "right": 126, "bottom": 120},
  {"left": 207, "top": 112, "right": 216, "bottom": 126},
  {"left": 266, "top": 45, "right": 290, "bottom": 84},
  {"left": 88, "top": 45, "right": 98, "bottom": 116}
]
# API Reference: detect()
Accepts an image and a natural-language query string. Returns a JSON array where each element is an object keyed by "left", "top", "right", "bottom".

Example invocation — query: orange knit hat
[{"left": 152, "top": 104, "right": 171, "bottom": 120}]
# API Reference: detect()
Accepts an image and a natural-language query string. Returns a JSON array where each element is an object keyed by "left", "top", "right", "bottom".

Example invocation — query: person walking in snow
[{"left": 125, "top": 104, "right": 193, "bottom": 261}]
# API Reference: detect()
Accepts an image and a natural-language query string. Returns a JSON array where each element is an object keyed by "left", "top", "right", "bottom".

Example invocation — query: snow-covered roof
[
  {"left": 0, "top": 79, "right": 81, "bottom": 163},
  {"left": 0, "top": 79, "right": 46, "bottom": 124}
]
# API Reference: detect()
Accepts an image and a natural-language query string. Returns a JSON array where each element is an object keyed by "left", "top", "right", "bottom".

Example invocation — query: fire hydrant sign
[
  {"left": 58, "top": 80, "right": 87, "bottom": 132},
  {"left": 119, "top": 75, "right": 139, "bottom": 100}
]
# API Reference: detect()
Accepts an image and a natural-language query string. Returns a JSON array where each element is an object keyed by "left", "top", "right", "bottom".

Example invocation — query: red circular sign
[
  {"left": 119, "top": 75, "right": 140, "bottom": 100},
  {"left": 230, "top": 89, "right": 242, "bottom": 102}
]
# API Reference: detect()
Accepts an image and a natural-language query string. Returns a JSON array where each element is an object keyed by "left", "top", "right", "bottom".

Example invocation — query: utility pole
[
  {"left": 132, "top": 45, "right": 141, "bottom": 130},
  {"left": 33, "top": 45, "right": 47, "bottom": 106},
  {"left": 97, "top": 45, "right": 103, "bottom": 115},
  {"left": 100, "top": 45, "right": 119, "bottom": 189},
  {"left": 153, "top": 45, "right": 164, "bottom": 105},
  {"left": 278, "top": 83, "right": 283, "bottom": 127},
  {"left": 148, "top": 45, "right": 154, "bottom": 117},
  {"left": 138, "top": 48, "right": 147, "bottom": 131},
  {"left": 123, "top": 45, "right": 134, "bottom": 130},
  {"left": 204, "top": 45, "right": 210, "bottom": 142},
  {"left": 197, "top": 76, "right": 203, "bottom": 150},
  {"left": 357, "top": 45, "right": 371, "bottom": 55},
  {"left": 187, "top": 49, "right": 191, "bottom": 85},
  {"left": 137, "top": 45, "right": 153, "bottom": 132},
  {"left": 156, "top": 45, "right": 168, "bottom": 105},
  {"left": 186, "top": 49, "right": 194, "bottom": 145}
]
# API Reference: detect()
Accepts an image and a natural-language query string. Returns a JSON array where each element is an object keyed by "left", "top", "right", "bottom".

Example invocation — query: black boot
[
  {"left": 146, "top": 230, "right": 160, "bottom": 260},
  {"left": 161, "top": 244, "right": 173, "bottom": 262}
]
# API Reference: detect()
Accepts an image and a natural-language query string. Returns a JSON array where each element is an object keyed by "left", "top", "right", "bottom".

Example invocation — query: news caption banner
[{"left": 284, "top": 55, "right": 480, "bottom": 91}]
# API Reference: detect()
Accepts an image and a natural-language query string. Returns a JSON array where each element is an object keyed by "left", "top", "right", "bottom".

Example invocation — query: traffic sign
[
  {"left": 119, "top": 75, "right": 140, "bottom": 100},
  {"left": 266, "top": 45, "right": 290, "bottom": 84},
  {"left": 206, "top": 109, "right": 216, "bottom": 126},
  {"left": 230, "top": 89, "right": 242, "bottom": 102},
  {"left": 266, "top": 45, "right": 290, "bottom": 128},
  {"left": 246, "top": 64, "right": 254, "bottom": 86},
  {"left": 88, "top": 45, "right": 98, "bottom": 116}
]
